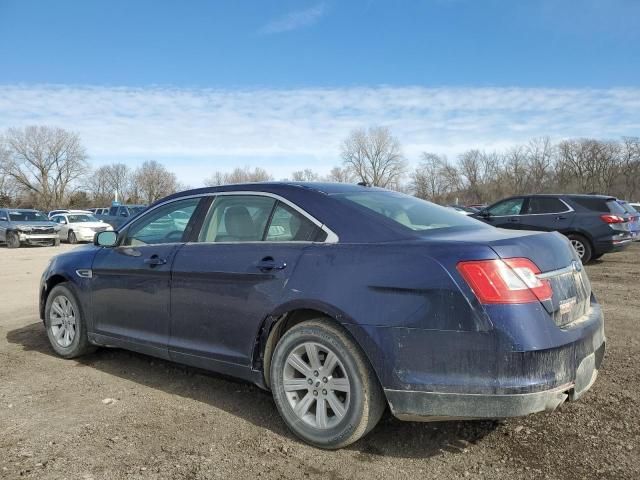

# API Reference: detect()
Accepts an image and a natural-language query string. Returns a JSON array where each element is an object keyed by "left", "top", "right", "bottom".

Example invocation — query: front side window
[
  {"left": 335, "top": 191, "right": 482, "bottom": 231},
  {"left": 199, "top": 195, "right": 275, "bottom": 242},
  {"left": 488, "top": 198, "right": 524, "bottom": 216},
  {"left": 266, "top": 204, "right": 327, "bottom": 242},
  {"left": 124, "top": 198, "right": 200, "bottom": 246},
  {"left": 526, "top": 197, "right": 568, "bottom": 214}
]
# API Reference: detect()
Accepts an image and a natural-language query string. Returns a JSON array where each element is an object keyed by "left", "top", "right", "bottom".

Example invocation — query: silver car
[
  {"left": 0, "top": 208, "right": 61, "bottom": 247},
  {"left": 50, "top": 212, "right": 113, "bottom": 244}
]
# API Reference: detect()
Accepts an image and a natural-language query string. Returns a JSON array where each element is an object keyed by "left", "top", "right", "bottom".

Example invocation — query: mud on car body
[{"left": 39, "top": 183, "right": 605, "bottom": 448}]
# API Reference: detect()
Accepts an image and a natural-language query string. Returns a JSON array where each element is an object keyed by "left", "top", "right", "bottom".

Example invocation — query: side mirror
[
  {"left": 95, "top": 230, "right": 118, "bottom": 247},
  {"left": 120, "top": 211, "right": 128, "bottom": 217},
  {"left": 479, "top": 209, "right": 490, "bottom": 217}
]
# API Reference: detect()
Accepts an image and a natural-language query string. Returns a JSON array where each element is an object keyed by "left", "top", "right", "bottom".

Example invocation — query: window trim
[
  {"left": 489, "top": 197, "right": 574, "bottom": 217},
  {"left": 117, "top": 191, "right": 339, "bottom": 246}
]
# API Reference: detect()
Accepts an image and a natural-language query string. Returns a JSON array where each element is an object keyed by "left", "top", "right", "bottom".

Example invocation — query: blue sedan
[{"left": 39, "top": 182, "right": 605, "bottom": 448}]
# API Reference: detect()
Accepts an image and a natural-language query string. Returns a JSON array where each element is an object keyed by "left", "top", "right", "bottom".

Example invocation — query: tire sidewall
[
  {"left": 7, "top": 232, "right": 19, "bottom": 248},
  {"left": 45, "top": 284, "right": 85, "bottom": 358},
  {"left": 270, "top": 323, "right": 367, "bottom": 448},
  {"left": 68, "top": 231, "right": 77, "bottom": 244},
  {"left": 568, "top": 234, "right": 592, "bottom": 263}
]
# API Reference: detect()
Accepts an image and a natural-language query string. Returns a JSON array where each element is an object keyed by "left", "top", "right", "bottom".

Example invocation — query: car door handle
[
  {"left": 254, "top": 257, "right": 287, "bottom": 271},
  {"left": 144, "top": 255, "right": 167, "bottom": 266},
  {"left": 508, "top": 218, "right": 520, "bottom": 223},
  {"left": 555, "top": 215, "right": 567, "bottom": 220}
]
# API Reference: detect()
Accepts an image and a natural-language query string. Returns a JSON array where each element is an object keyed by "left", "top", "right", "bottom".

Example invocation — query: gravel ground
[{"left": 0, "top": 243, "right": 638, "bottom": 479}]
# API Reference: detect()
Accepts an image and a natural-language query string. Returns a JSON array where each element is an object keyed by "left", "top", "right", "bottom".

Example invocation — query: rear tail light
[
  {"left": 600, "top": 214, "right": 626, "bottom": 224},
  {"left": 457, "top": 258, "right": 552, "bottom": 304}
]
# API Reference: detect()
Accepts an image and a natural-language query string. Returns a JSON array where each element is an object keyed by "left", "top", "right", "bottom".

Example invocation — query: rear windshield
[
  {"left": 334, "top": 191, "right": 484, "bottom": 231},
  {"left": 571, "top": 197, "right": 627, "bottom": 214},
  {"left": 8, "top": 211, "right": 48, "bottom": 221}
]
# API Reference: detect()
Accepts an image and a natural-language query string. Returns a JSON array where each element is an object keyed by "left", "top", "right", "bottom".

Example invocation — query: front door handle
[
  {"left": 144, "top": 255, "right": 167, "bottom": 267},
  {"left": 555, "top": 215, "right": 567, "bottom": 220},
  {"left": 254, "top": 256, "right": 287, "bottom": 272},
  {"left": 508, "top": 218, "right": 520, "bottom": 223}
]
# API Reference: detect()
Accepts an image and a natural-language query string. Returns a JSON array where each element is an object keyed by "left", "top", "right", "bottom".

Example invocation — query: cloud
[
  {"left": 259, "top": 4, "right": 327, "bottom": 34},
  {"left": 0, "top": 84, "right": 638, "bottom": 185}
]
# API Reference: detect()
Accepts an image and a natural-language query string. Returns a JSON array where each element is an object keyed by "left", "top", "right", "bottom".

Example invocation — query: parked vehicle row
[
  {"left": 39, "top": 182, "right": 605, "bottom": 449},
  {"left": 472, "top": 194, "right": 637, "bottom": 263},
  {"left": 50, "top": 212, "right": 114, "bottom": 244}
]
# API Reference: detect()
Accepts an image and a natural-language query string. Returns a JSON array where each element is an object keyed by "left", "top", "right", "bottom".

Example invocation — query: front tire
[
  {"left": 270, "top": 319, "right": 385, "bottom": 449},
  {"left": 45, "top": 284, "right": 94, "bottom": 358},
  {"left": 567, "top": 234, "right": 592, "bottom": 263},
  {"left": 6, "top": 232, "right": 20, "bottom": 248},
  {"left": 68, "top": 231, "right": 77, "bottom": 244}
]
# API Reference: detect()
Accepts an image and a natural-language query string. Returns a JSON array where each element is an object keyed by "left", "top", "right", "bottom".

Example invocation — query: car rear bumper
[{"left": 385, "top": 341, "right": 604, "bottom": 421}]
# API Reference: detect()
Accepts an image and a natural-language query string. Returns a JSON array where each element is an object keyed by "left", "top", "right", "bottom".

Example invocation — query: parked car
[
  {"left": 0, "top": 208, "right": 60, "bottom": 248},
  {"left": 47, "top": 209, "right": 69, "bottom": 219},
  {"left": 617, "top": 200, "right": 640, "bottom": 241},
  {"left": 473, "top": 194, "right": 633, "bottom": 263},
  {"left": 91, "top": 207, "right": 110, "bottom": 215},
  {"left": 629, "top": 202, "right": 640, "bottom": 210},
  {"left": 50, "top": 212, "right": 113, "bottom": 244},
  {"left": 39, "top": 183, "right": 605, "bottom": 448},
  {"left": 446, "top": 204, "right": 478, "bottom": 215},
  {"left": 95, "top": 204, "right": 147, "bottom": 228}
]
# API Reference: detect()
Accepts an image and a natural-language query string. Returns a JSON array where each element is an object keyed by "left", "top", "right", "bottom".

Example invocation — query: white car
[{"left": 50, "top": 212, "right": 113, "bottom": 244}]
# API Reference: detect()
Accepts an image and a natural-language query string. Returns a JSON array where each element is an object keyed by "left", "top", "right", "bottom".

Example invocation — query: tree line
[{"left": 1, "top": 125, "right": 638, "bottom": 210}]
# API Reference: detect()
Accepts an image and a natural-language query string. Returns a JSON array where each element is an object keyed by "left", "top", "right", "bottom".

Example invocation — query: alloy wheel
[
  {"left": 283, "top": 342, "right": 351, "bottom": 429},
  {"left": 571, "top": 239, "right": 586, "bottom": 259},
  {"left": 49, "top": 295, "right": 77, "bottom": 348}
]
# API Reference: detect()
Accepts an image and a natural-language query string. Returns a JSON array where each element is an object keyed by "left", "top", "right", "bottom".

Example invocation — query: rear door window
[{"left": 526, "top": 197, "right": 569, "bottom": 214}]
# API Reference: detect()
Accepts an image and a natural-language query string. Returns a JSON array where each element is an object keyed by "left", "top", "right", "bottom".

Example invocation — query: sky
[{"left": 0, "top": 0, "right": 639, "bottom": 185}]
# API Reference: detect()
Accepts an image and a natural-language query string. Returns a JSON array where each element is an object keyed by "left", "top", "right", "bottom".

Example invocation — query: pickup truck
[
  {"left": 95, "top": 204, "right": 147, "bottom": 229},
  {"left": 0, "top": 208, "right": 61, "bottom": 248}
]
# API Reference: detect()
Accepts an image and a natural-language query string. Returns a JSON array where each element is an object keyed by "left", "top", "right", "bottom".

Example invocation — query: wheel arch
[
  {"left": 252, "top": 301, "right": 382, "bottom": 390},
  {"left": 40, "top": 274, "right": 72, "bottom": 321}
]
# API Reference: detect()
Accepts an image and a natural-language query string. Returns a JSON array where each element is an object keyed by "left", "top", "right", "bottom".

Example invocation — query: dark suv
[{"left": 474, "top": 194, "right": 633, "bottom": 263}]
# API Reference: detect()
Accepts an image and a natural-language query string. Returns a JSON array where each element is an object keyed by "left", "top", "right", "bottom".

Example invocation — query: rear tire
[
  {"left": 7, "top": 232, "right": 20, "bottom": 249},
  {"left": 591, "top": 253, "right": 604, "bottom": 261},
  {"left": 270, "top": 319, "right": 385, "bottom": 449},
  {"left": 45, "top": 284, "right": 95, "bottom": 358},
  {"left": 567, "top": 234, "right": 592, "bottom": 263}
]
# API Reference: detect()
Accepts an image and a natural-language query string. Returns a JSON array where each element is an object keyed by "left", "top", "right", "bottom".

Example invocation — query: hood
[{"left": 10, "top": 220, "right": 57, "bottom": 227}]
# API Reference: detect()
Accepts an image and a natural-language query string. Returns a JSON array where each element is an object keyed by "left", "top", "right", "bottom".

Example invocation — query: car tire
[
  {"left": 6, "top": 232, "right": 20, "bottom": 248},
  {"left": 45, "top": 284, "right": 95, "bottom": 359},
  {"left": 68, "top": 231, "right": 77, "bottom": 244},
  {"left": 53, "top": 237, "right": 61, "bottom": 247},
  {"left": 270, "top": 319, "right": 385, "bottom": 449},
  {"left": 591, "top": 253, "right": 604, "bottom": 261},
  {"left": 567, "top": 234, "right": 592, "bottom": 263}
]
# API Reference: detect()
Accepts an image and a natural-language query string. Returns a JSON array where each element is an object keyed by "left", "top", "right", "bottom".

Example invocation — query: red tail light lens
[
  {"left": 457, "top": 258, "right": 552, "bottom": 304},
  {"left": 600, "top": 214, "right": 626, "bottom": 224}
]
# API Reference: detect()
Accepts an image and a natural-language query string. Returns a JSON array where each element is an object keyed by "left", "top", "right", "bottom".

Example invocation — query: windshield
[
  {"left": 8, "top": 210, "right": 48, "bottom": 222},
  {"left": 67, "top": 214, "right": 99, "bottom": 223},
  {"left": 334, "top": 191, "right": 485, "bottom": 232},
  {"left": 129, "top": 206, "right": 146, "bottom": 215}
]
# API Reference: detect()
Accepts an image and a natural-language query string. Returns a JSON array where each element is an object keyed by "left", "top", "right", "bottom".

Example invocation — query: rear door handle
[
  {"left": 144, "top": 255, "right": 167, "bottom": 266},
  {"left": 254, "top": 256, "right": 287, "bottom": 271}
]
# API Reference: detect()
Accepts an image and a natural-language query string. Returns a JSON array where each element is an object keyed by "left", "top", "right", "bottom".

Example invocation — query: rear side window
[
  {"left": 335, "top": 191, "right": 482, "bottom": 231},
  {"left": 572, "top": 197, "right": 627, "bottom": 214},
  {"left": 266, "top": 204, "right": 327, "bottom": 242},
  {"left": 526, "top": 197, "right": 569, "bottom": 214}
]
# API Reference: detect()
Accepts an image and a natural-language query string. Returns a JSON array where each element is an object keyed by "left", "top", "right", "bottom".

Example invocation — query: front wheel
[
  {"left": 68, "top": 231, "right": 77, "bottom": 244},
  {"left": 567, "top": 234, "right": 592, "bottom": 263},
  {"left": 45, "top": 284, "right": 94, "bottom": 358},
  {"left": 6, "top": 232, "right": 20, "bottom": 248},
  {"left": 270, "top": 319, "right": 385, "bottom": 449}
]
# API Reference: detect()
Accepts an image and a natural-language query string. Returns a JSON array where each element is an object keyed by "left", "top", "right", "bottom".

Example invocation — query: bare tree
[
  {"left": 324, "top": 166, "right": 355, "bottom": 183},
  {"left": 134, "top": 160, "right": 180, "bottom": 204},
  {"left": 620, "top": 137, "right": 640, "bottom": 200},
  {"left": 204, "top": 166, "right": 272, "bottom": 186},
  {"left": 411, "top": 153, "right": 450, "bottom": 202},
  {"left": 341, "top": 126, "right": 407, "bottom": 188},
  {"left": 291, "top": 169, "right": 320, "bottom": 181},
  {"left": 0, "top": 126, "right": 88, "bottom": 209}
]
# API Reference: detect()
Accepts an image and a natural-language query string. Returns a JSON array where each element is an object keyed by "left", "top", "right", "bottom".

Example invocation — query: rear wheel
[
  {"left": 567, "top": 234, "right": 592, "bottom": 263},
  {"left": 6, "top": 232, "right": 20, "bottom": 249},
  {"left": 270, "top": 319, "right": 385, "bottom": 449},
  {"left": 68, "top": 231, "right": 77, "bottom": 244},
  {"left": 591, "top": 253, "right": 604, "bottom": 261}
]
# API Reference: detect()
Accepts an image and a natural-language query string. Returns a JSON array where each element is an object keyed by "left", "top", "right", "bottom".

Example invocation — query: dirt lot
[{"left": 0, "top": 243, "right": 638, "bottom": 480}]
